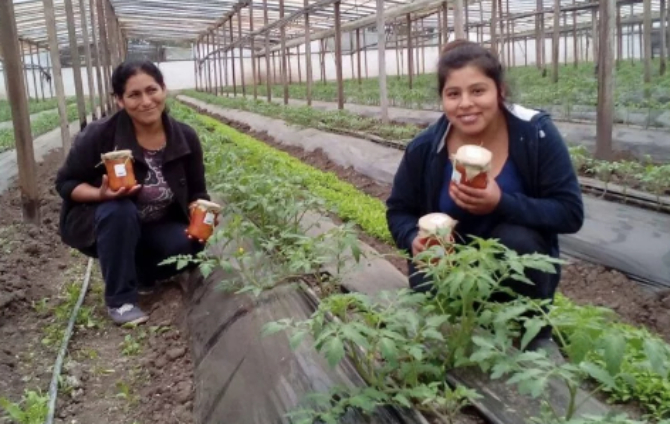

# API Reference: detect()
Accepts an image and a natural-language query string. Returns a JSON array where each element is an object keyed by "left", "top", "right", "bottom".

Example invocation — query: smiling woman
[
  {"left": 54, "top": 60, "right": 212, "bottom": 326},
  {"left": 386, "top": 39, "right": 585, "bottom": 355}
]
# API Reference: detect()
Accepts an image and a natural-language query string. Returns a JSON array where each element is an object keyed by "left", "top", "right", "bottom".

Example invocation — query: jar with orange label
[
  {"left": 187, "top": 200, "right": 222, "bottom": 242},
  {"left": 101, "top": 150, "right": 137, "bottom": 191},
  {"left": 451, "top": 145, "right": 492, "bottom": 189},
  {"left": 417, "top": 213, "right": 457, "bottom": 262}
]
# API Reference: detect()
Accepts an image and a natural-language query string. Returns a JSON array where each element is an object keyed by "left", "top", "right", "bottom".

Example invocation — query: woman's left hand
[{"left": 449, "top": 179, "right": 502, "bottom": 215}]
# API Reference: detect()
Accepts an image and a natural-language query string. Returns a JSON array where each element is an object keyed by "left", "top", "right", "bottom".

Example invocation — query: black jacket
[
  {"left": 386, "top": 103, "right": 584, "bottom": 287},
  {"left": 55, "top": 109, "right": 210, "bottom": 249}
]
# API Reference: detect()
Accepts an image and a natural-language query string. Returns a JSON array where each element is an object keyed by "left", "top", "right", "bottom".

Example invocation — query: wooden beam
[
  {"left": 30, "top": 43, "right": 39, "bottom": 101},
  {"left": 250, "top": 0, "right": 257, "bottom": 100},
  {"left": 280, "top": 0, "right": 288, "bottom": 104},
  {"left": 259, "top": 0, "right": 446, "bottom": 56},
  {"left": 377, "top": 0, "right": 388, "bottom": 123},
  {"left": 643, "top": 0, "right": 652, "bottom": 97},
  {"left": 79, "top": 0, "right": 97, "bottom": 120},
  {"left": 552, "top": 0, "right": 560, "bottom": 82},
  {"left": 0, "top": 0, "right": 40, "bottom": 224},
  {"left": 304, "top": 0, "right": 312, "bottom": 106},
  {"left": 596, "top": 0, "right": 616, "bottom": 161},
  {"left": 661, "top": 0, "right": 667, "bottom": 75},
  {"left": 65, "top": 0, "right": 87, "bottom": 128},
  {"left": 407, "top": 14, "right": 413, "bottom": 89},
  {"left": 334, "top": 1, "right": 343, "bottom": 110},
  {"left": 238, "top": 9, "right": 246, "bottom": 96},
  {"left": 36, "top": 44, "right": 46, "bottom": 101},
  {"left": 43, "top": 0, "right": 71, "bottom": 150},
  {"left": 97, "top": 0, "right": 113, "bottom": 112},
  {"left": 263, "top": 0, "right": 271, "bottom": 101},
  {"left": 454, "top": 0, "right": 465, "bottom": 39},
  {"left": 90, "top": 0, "right": 105, "bottom": 116}
]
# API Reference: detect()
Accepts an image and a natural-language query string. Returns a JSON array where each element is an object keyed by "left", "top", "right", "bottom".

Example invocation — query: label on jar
[
  {"left": 114, "top": 164, "right": 127, "bottom": 177},
  {"left": 451, "top": 168, "right": 462, "bottom": 184},
  {"left": 203, "top": 212, "right": 215, "bottom": 226}
]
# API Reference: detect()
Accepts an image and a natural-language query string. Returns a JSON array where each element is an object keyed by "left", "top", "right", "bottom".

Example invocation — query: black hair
[
  {"left": 437, "top": 39, "right": 508, "bottom": 105},
  {"left": 111, "top": 59, "right": 166, "bottom": 98}
]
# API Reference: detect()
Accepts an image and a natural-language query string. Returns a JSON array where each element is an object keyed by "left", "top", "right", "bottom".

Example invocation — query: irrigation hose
[{"left": 45, "top": 257, "right": 94, "bottom": 424}]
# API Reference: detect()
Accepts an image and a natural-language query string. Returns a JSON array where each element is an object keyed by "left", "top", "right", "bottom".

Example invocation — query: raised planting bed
[
  {"left": 0, "top": 97, "right": 79, "bottom": 123},
  {"left": 0, "top": 104, "right": 83, "bottom": 153},
  {"left": 216, "top": 61, "right": 670, "bottom": 129},
  {"left": 181, "top": 91, "right": 670, "bottom": 214},
  {"left": 169, "top": 101, "right": 670, "bottom": 423}
]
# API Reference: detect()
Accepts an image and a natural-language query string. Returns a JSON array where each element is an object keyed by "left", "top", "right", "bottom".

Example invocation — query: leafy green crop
[
  {"left": 0, "top": 97, "right": 79, "bottom": 123},
  {"left": 0, "top": 104, "right": 85, "bottom": 153},
  {"left": 182, "top": 89, "right": 420, "bottom": 143},
  {"left": 218, "top": 60, "right": 670, "bottom": 120}
]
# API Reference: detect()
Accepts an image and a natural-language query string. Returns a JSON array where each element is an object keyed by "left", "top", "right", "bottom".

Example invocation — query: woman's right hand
[
  {"left": 99, "top": 175, "right": 141, "bottom": 201},
  {"left": 411, "top": 235, "right": 426, "bottom": 257}
]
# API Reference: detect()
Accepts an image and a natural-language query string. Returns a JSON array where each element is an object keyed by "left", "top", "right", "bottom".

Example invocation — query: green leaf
[
  {"left": 325, "top": 337, "right": 345, "bottom": 368},
  {"left": 176, "top": 259, "right": 188, "bottom": 270},
  {"left": 341, "top": 325, "right": 371, "bottom": 350},
  {"left": 393, "top": 394, "right": 412, "bottom": 409},
  {"left": 580, "top": 361, "right": 616, "bottom": 388},
  {"left": 289, "top": 329, "right": 308, "bottom": 350},
  {"left": 643, "top": 339, "right": 669, "bottom": 377},
  {"left": 379, "top": 338, "right": 398, "bottom": 362},
  {"left": 520, "top": 319, "right": 544, "bottom": 351},
  {"left": 600, "top": 332, "right": 626, "bottom": 376}
]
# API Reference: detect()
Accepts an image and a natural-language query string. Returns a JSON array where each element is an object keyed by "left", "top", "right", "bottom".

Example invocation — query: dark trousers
[
  {"left": 80, "top": 199, "right": 203, "bottom": 308},
  {"left": 408, "top": 223, "right": 558, "bottom": 339}
]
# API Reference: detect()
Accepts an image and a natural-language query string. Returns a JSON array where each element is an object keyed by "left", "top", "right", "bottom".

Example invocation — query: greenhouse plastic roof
[{"left": 8, "top": 0, "right": 656, "bottom": 54}]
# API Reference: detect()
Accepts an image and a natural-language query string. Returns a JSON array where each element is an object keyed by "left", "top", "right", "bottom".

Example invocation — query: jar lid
[
  {"left": 194, "top": 199, "right": 222, "bottom": 212},
  {"left": 453, "top": 145, "right": 492, "bottom": 167},
  {"left": 101, "top": 149, "right": 133, "bottom": 160},
  {"left": 418, "top": 213, "right": 457, "bottom": 232}
]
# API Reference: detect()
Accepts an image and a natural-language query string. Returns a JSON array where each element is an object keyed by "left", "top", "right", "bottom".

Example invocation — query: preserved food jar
[
  {"left": 101, "top": 150, "right": 137, "bottom": 191},
  {"left": 187, "top": 200, "right": 222, "bottom": 242},
  {"left": 417, "top": 213, "right": 457, "bottom": 262},
  {"left": 451, "top": 145, "right": 492, "bottom": 189}
]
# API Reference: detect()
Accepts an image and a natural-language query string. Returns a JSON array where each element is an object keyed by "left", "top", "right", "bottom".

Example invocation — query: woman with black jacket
[
  {"left": 55, "top": 60, "right": 210, "bottom": 325},
  {"left": 386, "top": 40, "right": 584, "bottom": 352}
]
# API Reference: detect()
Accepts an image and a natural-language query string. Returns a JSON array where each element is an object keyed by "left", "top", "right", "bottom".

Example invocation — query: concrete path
[
  {"left": 180, "top": 95, "right": 670, "bottom": 290},
  {"left": 222, "top": 93, "right": 670, "bottom": 163}
]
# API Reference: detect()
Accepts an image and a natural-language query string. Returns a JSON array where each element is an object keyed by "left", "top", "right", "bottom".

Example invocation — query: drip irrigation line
[{"left": 45, "top": 257, "right": 94, "bottom": 424}]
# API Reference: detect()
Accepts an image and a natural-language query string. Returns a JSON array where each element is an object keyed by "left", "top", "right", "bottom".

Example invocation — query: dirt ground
[
  {"left": 202, "top": 109, "right": 670, "bottom": 346},
  {"left": 0, "top": 150, "right": 195, "bottom": 424}
]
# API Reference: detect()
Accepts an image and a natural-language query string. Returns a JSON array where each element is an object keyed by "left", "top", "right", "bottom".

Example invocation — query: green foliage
[
  {"left": 183, "top": 89, "right": 420, "bottom": 143},
  {"left": 218, "top": 61, "right": 670, "bottom": 118},
  {"left": 0, "top": 97, "right": 78, "bottom": 122},
  {"left": 0, "top": 389, "right": 49, "bottom": 424},
  {"left": 0, "top": 103, "right": 83, "bottom": 153}
]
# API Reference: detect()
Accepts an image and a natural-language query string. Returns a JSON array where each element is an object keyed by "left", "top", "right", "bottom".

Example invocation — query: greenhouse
[{"left": 1, "top": 0, "right": 670, "bottom": 423}]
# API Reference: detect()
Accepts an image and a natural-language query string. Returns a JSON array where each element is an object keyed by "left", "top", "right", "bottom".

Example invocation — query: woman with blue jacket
[{"left": 386, "top": 40, "right": 584, "bottom": 351}]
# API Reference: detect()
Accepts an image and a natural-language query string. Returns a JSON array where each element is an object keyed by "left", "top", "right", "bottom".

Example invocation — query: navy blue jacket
[{"left": 386, "top": 103, "right": 584, "bottom": 266}]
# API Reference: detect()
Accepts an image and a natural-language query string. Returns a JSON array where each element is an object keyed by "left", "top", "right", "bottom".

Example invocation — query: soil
[
  {"left": 193, "top": 105, "right": 670, "bottom": 346},
  {"left": 0, "top": 149, "right": 195, "bottom": 424}
]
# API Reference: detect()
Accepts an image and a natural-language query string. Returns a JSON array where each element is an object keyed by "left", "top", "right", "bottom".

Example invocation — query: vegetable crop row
[
  {"left": 0, "top": 97, "right": 79, "bottom": 123},
  {"left": 0, "top": 104, "right": 81, "bottom": 154},
  {"left": 183, "top": 90, "right": 670, "bottom": 209}
]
